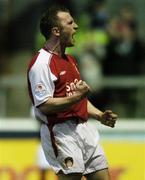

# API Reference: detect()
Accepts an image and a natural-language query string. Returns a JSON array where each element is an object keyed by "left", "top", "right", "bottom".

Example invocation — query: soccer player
[{"left": 27, "top": 4, "right": 117, "bottom": 180}]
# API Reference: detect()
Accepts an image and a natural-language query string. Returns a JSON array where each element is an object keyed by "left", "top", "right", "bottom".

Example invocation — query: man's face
[{"left": 57, "top": 11, "right": 78, "bottom": 47}]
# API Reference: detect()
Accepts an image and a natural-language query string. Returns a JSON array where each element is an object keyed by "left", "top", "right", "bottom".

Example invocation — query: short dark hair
[{"left": 40, "top": 4, "right": 69, "bottom": 40}]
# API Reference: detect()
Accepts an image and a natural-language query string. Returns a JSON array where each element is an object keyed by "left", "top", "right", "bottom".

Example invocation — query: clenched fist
[
  {"left": 98, "top": 110, "right": 118, "bottom": 128},
  {"left": 75, "top": 80, "right": 90, "bottom": 98}
]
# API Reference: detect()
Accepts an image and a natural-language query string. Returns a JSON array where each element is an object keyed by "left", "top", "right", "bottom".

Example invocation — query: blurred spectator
[
  {"left": 101, "top": 5, "right": 145, "bottom": 117},
  {"left": 79, "top": 0, "right": 110, "bottom": 110},
  {"left": 78, "top": 40, "right": 106, "bottom": 110},
  {"left": 104, "top": 13, "right": 145, "bottom": 75},
  {"left": 79, "top": 43, "right": 103, "bottom": 92},
  {"left": 119, "top": 3, "right": 137, "bottom": 30},
  {"left": 89, "top": 0, "right": 109, "bottom": 30},
  {"left": 54, "top": 0, "right": 77, "bottom": 17},
  {"left": 0, "top": 0, "right": 58, "bottom": 116}
]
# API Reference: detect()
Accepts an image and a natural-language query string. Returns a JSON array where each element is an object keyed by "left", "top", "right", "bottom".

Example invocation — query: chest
[{"left": 56, "top": 59, "right": 80, "bottom": 84}]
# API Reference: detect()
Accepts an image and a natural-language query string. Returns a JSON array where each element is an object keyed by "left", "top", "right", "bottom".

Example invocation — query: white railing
[
  {"left": 0, "top": 75, "right": 145, "bottom": 117},
  {"left": 1, "top": 75, "right": 145, "bottom": 88},
  {"left": 0, "top": 118, "right": 144, "bottom": 141}
]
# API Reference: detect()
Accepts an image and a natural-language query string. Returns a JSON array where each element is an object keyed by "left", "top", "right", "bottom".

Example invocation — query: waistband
[{"left": 46, "top": 116, "right": 86, "bottom": 128}]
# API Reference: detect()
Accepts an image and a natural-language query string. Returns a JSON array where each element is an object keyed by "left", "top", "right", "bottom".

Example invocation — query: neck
[{"left": 45, "top": 37, "right": 65, "bottom": 57}]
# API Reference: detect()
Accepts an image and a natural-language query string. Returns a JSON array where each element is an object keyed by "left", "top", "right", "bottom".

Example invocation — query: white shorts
[
  {"left": 36, "top": 144, "right": 51, "bottom": 169},
  {"left": 40, "top": 119, "right": 108, "bottom": 175}
]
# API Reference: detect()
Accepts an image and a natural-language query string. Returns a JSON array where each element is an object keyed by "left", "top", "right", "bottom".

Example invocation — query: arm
[
  {"left": 39, "top": 80, "right": 90, "bottom": 114},
  {"left": 87, "top": 100, "right": 103, "bottom": 119},
  {"left": 87, "top": 101, "right": 118, "bottom": 128}
]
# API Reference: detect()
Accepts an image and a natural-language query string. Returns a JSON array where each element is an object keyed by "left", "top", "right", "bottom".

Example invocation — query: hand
[
  {"left": 75, "top": 80, "right": 90, "bottom": 98},
  {"left": 98, "top": 110, "right": 118, "bottom": 128}
]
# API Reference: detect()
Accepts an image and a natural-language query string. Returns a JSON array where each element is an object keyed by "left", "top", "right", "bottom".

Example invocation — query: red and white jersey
[{"left": 27, "top": 48, "right": 88, "bottom": 124}]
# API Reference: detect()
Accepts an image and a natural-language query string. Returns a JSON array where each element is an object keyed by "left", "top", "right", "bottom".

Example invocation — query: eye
[{"left": 68, "top": 20, "right": 73, "bottom": 25}]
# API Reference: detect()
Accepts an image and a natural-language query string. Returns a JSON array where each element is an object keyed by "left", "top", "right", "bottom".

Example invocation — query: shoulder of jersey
[{"left": 30, "top": 49, "right": 53, "bottom": 71}]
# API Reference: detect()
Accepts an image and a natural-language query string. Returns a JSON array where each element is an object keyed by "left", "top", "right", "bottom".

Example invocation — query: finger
[
  {"left": 112, "top": 117, "right": 117, "bottom": 121},
  {"left": 109, "top": 120, "right": 116, "bottom": 125},
  {"left": 105, "top": 120, "right": 113, "bottom": 125},
  {"left": 82, "top": 81, "right": 89, "bottom": 86},
  {"left": 105, "top": 118, "right": 116, "bottom": 124},
  {"left": 104, "top": 111, "right": 113, "bottom": 118},
  {"left": 105, "top": 112, "right": 118, "bottom": 119},
  {"left": 107, "top": 118, "right": 117, "bottom": 124},
  {"left": 106, "top": 117, "right": 114, "bottom": 121},
  {"left": 77, "top": 80, "right": 83, "bottom": 85},
  {"left": 109, "top": 124, "right": 115, "bottom": 128},
  {"left": 105, "top": 122, "right": 114, "bottom": 128},
  {"left": 107, "top": 121, "right": 116, "bottom": 128},
  {"left": 81, "top": 81, "right": 91, "bottom": 91},
  {"left": 104, "top": 110, "right": 113, "bottom": 114},
  {"left": 77, "top": 80, "right": 90, "bottom": 89},
  {"left": 111, "top": 113, "right": 118, "bottom": 118},
  {"left": 110, "top": 116, "right": 118, "bottom": 121}
]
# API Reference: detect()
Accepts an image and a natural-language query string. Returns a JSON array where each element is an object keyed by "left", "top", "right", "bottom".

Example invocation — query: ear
[{"left": 51, "top": 27, "right": 60, "bottom": 36}]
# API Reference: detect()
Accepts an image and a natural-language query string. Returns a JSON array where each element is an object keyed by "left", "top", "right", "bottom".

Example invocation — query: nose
[{"left": 74, "top": 22, "right": 78, "bottom": 30}]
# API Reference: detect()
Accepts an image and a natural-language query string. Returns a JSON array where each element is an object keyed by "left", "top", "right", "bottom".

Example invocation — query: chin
[
  {"left": 67, "top": 39, "right": 75, "bottom": 47},
  {"left": 67, "top": 43, "right": 75, "bottom": 47}
]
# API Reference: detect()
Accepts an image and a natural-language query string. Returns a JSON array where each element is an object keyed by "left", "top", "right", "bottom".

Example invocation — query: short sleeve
[{"left": 28, "top": 52, "right": 57, "bottom": 107}]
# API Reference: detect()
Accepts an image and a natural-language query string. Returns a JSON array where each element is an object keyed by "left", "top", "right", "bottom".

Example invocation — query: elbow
[
  {"left": 38, "top": 100, "right": 53, "bottom": 115},
  {"left": 39, "top": 105, "right": 49, "bottom": 115}
]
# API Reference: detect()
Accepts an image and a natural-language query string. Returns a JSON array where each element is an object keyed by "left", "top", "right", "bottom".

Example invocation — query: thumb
[{"left": 104, "top": 110, "right": 113, "bottom": 114}]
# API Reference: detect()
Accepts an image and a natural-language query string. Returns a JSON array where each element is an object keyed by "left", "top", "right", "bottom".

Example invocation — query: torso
[{"left": 28, "top": 48, "right": 88, "bottom": 124}]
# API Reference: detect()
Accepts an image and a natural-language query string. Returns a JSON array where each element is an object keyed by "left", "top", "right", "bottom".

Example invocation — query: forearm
[
  {"left": 87, "top": 101, "right": 103, "bottom": 120},
  {"left": 38, "top": 80, "right": 90, "bottom": 115},
  {"left": 88, "top": 101, "right": 118, "bottom": 127},
  {"left": 39, "top": 94, "right": 82, "bottom": 115}
]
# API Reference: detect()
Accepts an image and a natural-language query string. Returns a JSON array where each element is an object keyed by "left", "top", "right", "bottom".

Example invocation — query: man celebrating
[{"left": 27, "top": 4, "right": 117, "bottom": 180}]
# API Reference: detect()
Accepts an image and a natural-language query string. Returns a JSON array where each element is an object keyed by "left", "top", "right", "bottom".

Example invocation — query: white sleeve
[{"left": 29, "top": 55, "right": 57, "bottom": 107}]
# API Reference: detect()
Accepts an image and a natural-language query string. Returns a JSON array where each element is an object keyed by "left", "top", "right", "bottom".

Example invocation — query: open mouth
[{"left": 72, "top": 32, "right": 76, "bottom": 42}]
